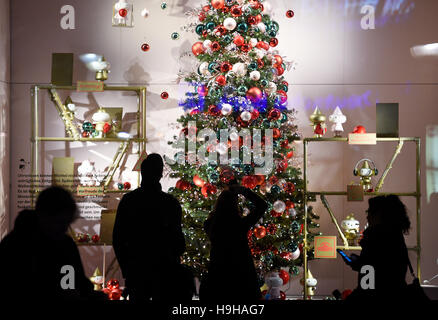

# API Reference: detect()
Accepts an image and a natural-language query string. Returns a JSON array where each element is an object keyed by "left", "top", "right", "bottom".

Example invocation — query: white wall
[
  {"left": 0, "top": 0, "right": 10, "bottom": 239},
  {"left": 8, "top": 0, "right": 438, "bottom": 296}
]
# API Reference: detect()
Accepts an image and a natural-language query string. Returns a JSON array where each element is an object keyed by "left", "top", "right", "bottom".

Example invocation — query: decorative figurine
[
  {"left": 341, "top": 214, "right": 360, "bottom": 246},
  {"left": 309, "top": 106, "right": 327, "bottom": 138},
  {"left": 265, "top": 272, "right": 283, "bottom": 300},
  {"left": 89, "top": 267, "right": 104, "bottom": 291},
  {"left": 92, "top": 107, "right": 111, "bottom": 138},
  {"left": 353, "top": 158, "right": 378, "bottom": 192},
  {"left": 328, "top": 106, "right": 347, "bottom": 137}
]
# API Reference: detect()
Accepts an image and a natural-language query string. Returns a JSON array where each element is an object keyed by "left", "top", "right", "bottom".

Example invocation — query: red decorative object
[
  {"left": 270, "top": 209, "right": 281, "bottom": 218},
  {"left": 276, "top": 159, "right": 288, "bottom": 173},
  {"left": 211, "top": 41, "right": 221, "bottom": 52},
  {"left": 161, "top": 92, "right": 169, "bottom": 99},
  {"left": 246, "top": 87, "right": 263, "bottom": 103},
  {"left": 284, "top": 182, "right": 296, "bottom": 194},
  {"left": 119, "top": 9, "right": 128, "bottom": 17},
  {"left": 277, "top": 90, "right": 288, "bottom": 104},
  {"left": 208, "top": 104, "right": 221, "bottom": 116},
  {"left": 255, "top": 14, "right": 262, "bottom": 24},
  {"left": 192, "top": 42, "right": 205, "bottom": 56},
  {"left": 123, "top": 182, "right": 131, "bottom": 190},
  {"left": 281, "top": 139, "right": 290, "bottom": 149},
  {"left": 254, "top": 174, "right": 265, "bottom": 185},
  {"left": 242, "top": 175, "right": 257, "bottom": 189},
  {"left": 273, "top": 55, "right": 283, "bottom": 66},
  {"left": 241, "top": 43, "right": 252, "bottom": 53},
  {"left": 276, "top": 66, "right": 285, "bottom": 76},
  {"left": 203, "top": 5, "right": 210, "bottom": 11},
  {"left": 268, "top": 175, "right": 279, "bottom": 185},
  {"left": 230, "top": 5, "right": 242, "bottom": 17},
  {"left": 273, "top": 128, "right": 281, "bottom": 139},
  {"left": 141, "top": 43, "right": 150, "bottom": 52},
  {"left": 257, "top": 58, "right": 264, "bottom": 68},
  {"left": 197, "top": 85, "right": 208, "bottom": 97},
  {"left": 342, "top": 289, "right": 353, "bottom": 300},
  {"left": 266, "top": 223, "right": 277, "bottom": 234},
  {"left": 215, "top": 75, "right": 226, "bottom": 86},
  {"left": 222, "top": 6, "right": 230, "bottom": 13},
  {"left": 106, "top": 279, "right": 119, "bottom": 290},
  {"left": 82, "top": 131, "right": 89, "bottom": 138},
  {"left": 233, "top": 35, "right": 245, "bottom": 46},
  {"left": 286, "top": 10, "right": 295, "bottom": 18},
  {"left": 254, "top": 226, "right": 266, "bottom": 239},
  {"left": 314, "top": 123, "right": 326, "bottom": 136},
  {"left": 280, "top": 252, "right": 292, "bottom": 260},
  {"left": 352, "top": 125, "right": 366, "bottom": 134},
  {"left": 247, "top": 16, "right": 257, "bottom": 25},
  {"left": 280, "top": 291, "right": 286, "bottom": 300},
  {"left": 268, "top": 108, "right": 281, "bottom": 120},
  {"left": 103, "top": 122, "right": 112, "bottom": 134},
  {"left": 199, "top": 12, "right": 206, "bottom": 21},
  {"left": 286, "top": 151, "right": 294, "bottom": 158},
  {"left": 278, "top": 270, "right": 290, "bottom": 285},
  {"left": 211, "top": 0, "right": 225, "bottom": 9},
  {"left": 285, "top": 201, "right": 295, "bottom": 209},
  {"left": 269, "top": 38, "right": 279, "bottom": 47},
  {"left": 193, "top": 174, "right": 206, "bottom": 187},
  {"left": 91, "top": 234, "right": 100, "bottom": 243},
  {"left": 251, "top": 109, "right": 260, "bottom": 120},
  {"left": 220, "top": 62, "right": 232, "bottom": 73},
  {"left": 282, "top": 80, "right": 289, "bottom": 87},
  {"left": 176, "top": 179, "right": 191, "bottom": 191},
  {"left": 216, "top": 25, "right": 227, "bottom": 36},
  {"left": 201, "top": 183, "right": 217, "bottom": 198}
]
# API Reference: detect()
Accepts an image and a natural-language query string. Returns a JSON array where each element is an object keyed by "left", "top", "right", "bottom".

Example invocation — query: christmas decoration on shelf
[
  {"left": 89, "top": 267, "right": 104, "bottom": 291},
  {"left": 78, "top": 160, "right": 103, "bottom": 186},
  {"left": 352, "top": 125, "right": 366, "bottom": 134},
  {"left": 353, "top": 158, "right": 378, "bottom": 192},
  {"left": 309, "top": 106, "right": 327, "bottom": 138},
  {"left": 75, "top": 232, "right": 100, "bottom": 244},
  {"left": 112, "top": 0, "right": 134, "bottom": 28},
  {"left": 103, "top": 279, "right": 122, "bottom": 300},
  {"left": 264, "top": 272, "right": 283, "bottom": 300},
  {"left": 91, "top": 107, "right": 112, "bottom": 138},
  {"left": 79, "top": 54, "right": 111, "bottom": 81},
  {"left": 167, "top": 0, "right": 318, "bottom": 283},
  {"left": 300, "top": 269, "right": 317, "bottom": 298},
  {"left": 328, "top": 106, "right": 346, "bottom": 137},
  {"left": 341, "top": 214, "right": 360, "bottom": 246}
]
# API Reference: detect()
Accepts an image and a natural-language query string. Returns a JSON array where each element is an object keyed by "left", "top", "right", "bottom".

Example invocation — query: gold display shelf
[
  {"left": 302, "top": 136, "right": 421, "bottom": 300},
  {"left": 30, "top": 84, "right": 147, "bottom": 204}
]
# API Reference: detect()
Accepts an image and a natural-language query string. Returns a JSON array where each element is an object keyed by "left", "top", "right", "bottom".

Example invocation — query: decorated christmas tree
[{"left": 166, "top": 0, "right": 321, "bottom": 284}]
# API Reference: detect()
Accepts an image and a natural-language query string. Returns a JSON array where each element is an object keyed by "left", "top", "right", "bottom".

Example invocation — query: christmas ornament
[
  {"left": 216, "top": 75, "right": 226, "bottom": 86},
  {"left": 291, "top": 247, "right": 300, "bottom": 260},
  {"left": 223, "top": 17, "right": 237, "bottom": 30},
  {"left": 82, "top": 131, "right": 89, "bottom": 138},
  {"left": 208, "top": 62, "right": 218, "bottom": 73},
  {"left": 161, "top": 92, "right": 169, "bottom": 99},
  {"left": 273, "top": 128, "right": 281, "bottom": 139},
  {"left": 249, "top": 70, "right": 260, "bottom": 81},
  {"left": 233, "top": 35, "right": 245, "bottom": 46},
  {"left": 242, "top": 175, "right": 257, "bottom": 189},
  {"left": 161, "top": 2, "right": 167, "bottom": 9},
  {"left": 269, "top": 38, "right": 278, "bottom": 47},
  {"left": 103, "top": 122, "right": 112, "bottom": 134},
  {"left": 251, "top": 109, "right": 260, "bottom": 120},
  {"left": 232, "top": 62, "right": 247, "bottom": 76},
  {"left": 89, "top": 267, "right": 103, "bottom": 291},
  {"left": 91, "top": 234, "right": 100, "bottom": 243},
  {"left": 141, "top": 43, "right": 150, "bottom": 52},
  {"left": 123, "top": 182, "right": 131, "bottom": 190},
  {"left": 171, "top": 32, "right": 180, "bottom": 40},
  {"left": 237, "top": 22, "right": 249, "bottom": 33},
  {"left": 278, "top": 269, "right": 290, "bottom": 285},
  {"left": 286, "top": 10, "right": 294, "bottom": 18},
  {"left": 201, "top": 183, "right": 217, "bottom": 198},
  {"left": 193, "top": 174, "right": 206, "bottom": 187},
  {"left": 341, "top": 213, "right": 360, "bottom": 246},
  {"left": 196, "top": 24, "right": 206, "bottom": 35},
  {"left": 283, "top": 182, "right": 295, "bottom": 194},
  {"left": 220, "top": 62, "right": 232, "bottom": 73},
  {"left": 119, "top": 8, "right": 128, "bottom": 18},
  {"left": 309, "top": 107, "right": 327, "bottom": 138},
  {"left": 211, "top": 41, "right": 221, "bottom": 51},
  {"left": 257, "top": 22, "right": 266, "bottom": 33},
  {"left": 198, "top": 85, "right": 208, "bottom": 96},
  {"left": 192, "top": 42, "right": 205, "bottom": 56},
  {"left": 208, "top": 104, "right": 220, "bottom": 116},
  {"left": 211, "top": 0, "right": 225, "bottom": 9},
  {"left": 248, "top": 61, "right": 258, "bottom": 71},
  {"left": 117, "top": 183, "right": 124, "bottom": 190},
  {"left": 353, "top": 159, "right": 378, "bottom": 191},
  {"left": 106, "top": 279, "right": 119, "bottom": 290},
  {"left": 141, "top": 8, "right": 149, "bottom": 18},
  {"left": 240, "top": 111, "right": 252, "bottom": 122},
  {"left": 203, "top": 39, "right": 212, "bottom": 49},
  {"left": 266, "top": 224, "right": 277, "bottom": 234},
  {"left": 273, "top": 200, "right": 286, "bottom": 213},
  {"left": 268, "top": 108, "right": 281, "bottom": 120},
  {"left": 265, "top": 82, "right": 277, "bottom": 95},
  {"left": 352, "top": 125, "right": 366, "bottom": 134},
  {"left": 254, "top": 226, "right": 266, "bottom": 239},
  {"left": 82, "top": 121, "right": 93, "bottom": 132},
  {"left": 237, "top": 85, "right": 248, "bottom": 96},
  {"left": 221, "top": 103, "right": 233, "bottom": 115},
  {"left": 329, "top": 106, "right": 347, "bottom": 137},
  {"left": 246, "top": 87, "right": 263, "bottom": 103}
]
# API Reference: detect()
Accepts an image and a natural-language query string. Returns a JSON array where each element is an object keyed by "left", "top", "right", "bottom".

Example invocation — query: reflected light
[
  {"left": 410, "top": 43, "right": 438, "bottom": 58},
  {"left": 426, "top": 125, "right": 438, "bottom": 203}
]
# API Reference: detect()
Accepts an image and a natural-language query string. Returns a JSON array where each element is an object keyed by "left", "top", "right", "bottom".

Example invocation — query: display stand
[{"left": 302, "top": 137, "right": 421, "bottom": 300}]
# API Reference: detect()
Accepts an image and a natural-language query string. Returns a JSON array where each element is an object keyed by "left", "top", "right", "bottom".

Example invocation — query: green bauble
[
  {"left": 269, "top": 21, "right": 279, "bottom": 32},
  {"left": 208, "top": 62, "right": 218, "bottom": 73},
  {"left": 237, "top": 85, "right": 247, "bottom": 96},
  {"left": 271, "top": 185, "right": 281, "bottom": 195},
  {"left": 117, "top": 183, "right": 124, "bottom": 190},
  {"left": 281, "top": 84, "right": 288, "bottom": 92},
  {"left": 243, "top": 164, "right": 253, "bottom": 175},
  {"left": 261, "top": 79, "right": 268, "bottom": 87},
  {"left": 291, "top": 221, "right": 300, "bottom": 233},
  {"left": 237, "top": 22, "right": 248, "bottom": 33},
  {"left": 91, "top": 130, "right": 99, "bottom": 137},
  {"left": 206, "top": 21, "right": 216, "bottom": 30},
  {"left": 248, "top": 62, "right": 258, "bottom": 71},
  {"left": 223, "top": 34, "right": 232, "bottom": 43},
  {"left": 288, "top": 241, "right": 298, "bottom": 252},
  {"left": 268, "top": 30, "right": 277, "bottom": 37},
  {"left": 208, "top": 88, "right": 221, "bottom": 98},
  {"left": 291, "top": 266, "right": 300, "bottom": 275},
  {"left": 219, "top": 117, "right": 229, "bottom": 128},
  {"left": 161, "top": 2, "right": 167, "bottom": 9},
  {"left": 171, "top": 32, "right": 180, "bottom": 40},
  {"left": 82, "top": 121, "right": 93, "bottom": 132},
  {"left": 209, "top": 172, "right": 219, "bottom": 183},
  {"left": 195, "top": 24, "right": 206, "bottom": 35},
  {"left": 263, "top": 118, "right": 271, "bottom": 127}
]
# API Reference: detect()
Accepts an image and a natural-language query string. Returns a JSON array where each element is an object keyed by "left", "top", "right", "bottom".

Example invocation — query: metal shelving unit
[{"left": 302, "top": 137, "right": 421, "bottom": 299}]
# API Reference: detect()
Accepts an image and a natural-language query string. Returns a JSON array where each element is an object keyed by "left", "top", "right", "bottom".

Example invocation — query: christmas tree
[{"left": 166, "top": 0, "right": 321, "bottom": 282}]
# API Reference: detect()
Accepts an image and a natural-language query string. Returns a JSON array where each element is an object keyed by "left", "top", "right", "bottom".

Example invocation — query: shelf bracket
[
  {"left": 320, "top": 195, "right": 349, "bottom": 248},
  {"left": 102, "top": 141, "right": 130, "bottom": 189},
  {"left": 48, "top": 88, "right": 81, "bottom": 140},
  {"left": 374, "top": 140, "right": 404, "bottom": 192}
]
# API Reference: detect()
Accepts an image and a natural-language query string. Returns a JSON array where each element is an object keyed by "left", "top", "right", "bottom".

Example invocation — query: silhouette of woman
[{"left": 201, "top": 184, "right": 267, "bottom": 302}]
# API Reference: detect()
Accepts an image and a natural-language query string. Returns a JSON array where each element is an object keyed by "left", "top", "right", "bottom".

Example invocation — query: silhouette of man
[
  {"left": 113, "top": 153, "right": 189, "bottom": 301},
  {"left": 0, "top": 186, "right": 102, "bottom": 301}
]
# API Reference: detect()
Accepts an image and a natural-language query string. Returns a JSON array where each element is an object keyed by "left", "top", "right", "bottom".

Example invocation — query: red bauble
[
  {"left": 269, "top": 38, "right": 279, "bottom": 47},
  {"left": 119, "top": 9, "right": 128, "bottom": 17},
  {"left": 276, "top": 159, "right": 288, "bottom": 173},
  {"left": 280, "top": 291, "right": 286, "bottom": 300},
  {"left": 199, "top": 12, "right": 206, "bottom": 21},
  {"left": 161, "top": 92, "right": 169, "bottom": 99},
  {"left": 211, "top": 0, "right": 225, "bottom": 9},
  {"left": 208, "top": 104, "right": 221, "bottom": 116},
  {"left": 203, "top": 5, "right": 210, "bottom": 11},
  {"left": 270, "top": 209, "right": 281, "bottom": 218},
  {"left": 242, "top": 175, "right": 257, "bottom": 189},
  {"left": 82, "top": 131, "right": 89, "bottom": 138},
  {"left": 282, "top": 80, "right": 289, "bottom": 87},
  {"left": 256, "top": 41, "right": 265, "bottom": 49},
  {"left": 201, "top": 183, "right": 217, "bottom": 198},
  {"left": 222, "top": 6, "right": 230, "bottom": 13},
  {"left": 278, "top": 270, "right": 290, "bottom": 285},
  {"left": 106, "top": 279, "right": 119, "bottom": 290},
  {"left": 268, "top": 108, "right": 282, "bottom": 120},
  {"left": 241, "top": 43, "right": 252, "bottom": 52},
  {"left": 277, "top": 90, "right": 288, "bottom": 104},
  {"left": 193, "top": 174, "right": 206, "bottom": 187},
  {"left": 255, "top": 14, "right": 262, "bottom": 24},
  {"left": 192, "top": 42, "right": 205, "bottom": 56},
  {"left": 91, "top": 234, "right": 100, "bottom": 243},
  {"left": 284, "top": 182, "right": 296, "bottom": 194},
  {"left": 254, "top": 174, "right": 265, "bottom": 185},
  {"left": 216, "top": 25, "right": 227, "bottom": 36},
  {"left": 123, "top": 182, "right": 131, "bottom": 190},
  {"left": 251, "top": 109, "right": 260, "bottom": 120},
  {"left": 237, "top": 116, "right": 249, "bottom": 127},
  {"left": 247, "top": 16, "right": 257, "bottom": 25},
  {"left": 202, "top": 30, "right": 208, "bottom": 37},
  {"left": 215, "top": 75, "right": 226, "bottom": 86},
  {"left": 273, "top": 128, "right": 281, "bottom": 139},
  {"left": 342, "top": 289, "right": 353, "bottom": 300},
  {"left": 103, "top": 122, "right": 112, "bottom": 134},
  {"left": 266, "top": 223, "right": 277, "bottom": 235},
  {"left": 286, "top": 151, "right": 294, "bottom": 158},
  {"left": 246, "top": 87, "right": 263, "bottom": 103},
  {"left": 353, "top": 125, "right": 366, "bottom": 134},
  {"left": 220, "top": 62, "right": 232, "bottom": 73},
  {"left": 269, "top": 175, "right": 279, "bottom": 185},
  {"left": 176, "top": 179, "right": 191, "bottom": 191},
  {"left": 190, "top": 108, "right": 199, "bottom": 115},
  {"left": 257, "top": 58, "right": 264, "bottom": 68},
  {"left": 276, "top": 66, "right": 285, "bottom": 76},
  {"left": 197, "top": 85, "right": 208, "bottom": 97},
  {"left": 109, "top": 289, "right": 122, "bottom": 300},
  {"left": 211, "top": 41, "right": 221, "bottom": 52},
  {"left": 286, "top": 10, "right": 295, "bottom": 18},
  {"left": 141, "top": 43, "right": 150, "bottom": 52},
  {"left": 281, "top": 139, "right": 290, "bottom": 149},
  {"left": 280, "top": 252, "right": 292, "bottom": 260},
  {"left": 231, "top": 5, "right": 242, "bottom": 17},
  {"left": 254, "top": 226, "right": 266, "bottom": 239},
  {"left": 285, "top": 201, "right": 295, "bottom": 209},
  {"left": 233, "top": 35, "right": 245, "bottom": 46},
  {"left": 273, "top": 55, "right": 283, "bottom": 66}
]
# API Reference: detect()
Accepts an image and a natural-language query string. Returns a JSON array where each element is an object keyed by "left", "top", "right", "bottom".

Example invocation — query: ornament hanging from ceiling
[{"left": 112, "top": 0, "right": 134, "bottom": 28}]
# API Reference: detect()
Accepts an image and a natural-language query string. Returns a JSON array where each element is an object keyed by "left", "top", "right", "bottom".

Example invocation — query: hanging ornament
[
  {"left": 231, "top": 5, "right": 242, "bottom": 17},
  {"left": 232, "top": 62, "right": 247, "bottom": 76},
  {"left": 141, "top": 43, "right": 150, "bottom": 52},
  {"left": 196, "top": 24, "right": 206, "bottom": 35},
  {"left": 220, "top": 62, "right": 232, "bottom": 73},
  {"left": 193, "top": 174, "right": 206, "bottom": 187},
  {"left": 233, "top": 35, "right": 245, "bottom": 46},
  {"left": 211, "top": 0, "right": 225, "bottom": 9},
  {"left": 283, "top": 182, "right": 295, "bottom": 194},
  {"left": 254, "top": 226, "right": 266, "bottom": 239},
  {"left": 237, "top": 22, "right": 249, "bottom": 33},
  {"left": 82, "top": 121, "right": 94, "bottom": 132},
  {"left": 197, "top": 85, "right": 208, "bottom": 97},
  {"left": 211, "top": 41, "right": 221, "bottom": 52},
  {"left": 273, "top": 128, "right": 281, "bottom": 139},
  {"left": 265, "top": 82, "right": 277, "bottom": 95},
  {"left": 246, "top": 87, "right": 263, "bottom": 103},
  {"left": 123, "top": 182, "right": 131, "bottom": 190},
  {"left": 241, "top": 43, "right": 252, "bottom": 52},
  {"left": 82, "top": 131, "right": 90, "bottom": 138},
  {"left": 269, "top": 38, "right": 279, "bottom": 47},
  {"left": 286, "top": 10, "right": 295, "bottom": 18},
  {"left": 251, "top": 109, "right": 260, "bottom": 120},
  {"left": 215, "top": 75, "right": 226, "bottom": 86},
  {"left": 141, "top": 8, "right": 149, "bottom": 18},
  {"left": 242, "top": 175, "right": 257, "bottom": 189},
  {"left": 170, "top": 32, "right": 180, "bottom": 40},
  {"left": 249, "top": 71, "right": 260, "bottom": 81},
  {"left": 192, "top": 42, "right": 205, "bottom": 56},
  {"left": 161, "top": 92, "right": 169, "bottom": 99},
  {"left": 240, "top": 111, "right": 252, "bottom": 122},
  {"left": 223, "top": 17, "right": 237, "bottom": 31},
  {"left": 256, "top": 22, "right": 266, "bottom": 33},
  {"left": 278, "top": 270, "right": 290, "bottom": 285},
  {"left": 268, "top": 108, "right": 281, "bottom": 120},
  {"left": 201, "top": 183, "right": 217, "bottom": 198},
  {"left": 273, "top": 200, "right": 286, "bottom": 213},
  {"left": 237, "top": 85, "right": 248, "bottom": 96},
  {"left": 277, "top": 90, "right": 288, "bottom": 104},
  {"left": 276, "top": 66, "right": 285, "bottom": 76},
  {"left": 221, "top": 103, "right": 233, "bottom": 115}
]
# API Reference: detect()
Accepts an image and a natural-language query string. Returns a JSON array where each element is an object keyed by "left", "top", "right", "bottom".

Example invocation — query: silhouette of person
[
  {"left": 342, "top": 195, "right": 411, "bottom": 301},
  {"left": 200, "top": 184, "right": 267, "bottom": 302},
  {"left": 113, "top": 153, "right": 192, "bottom": 301},
  {"left": 0, "top": 186, "right": 102, "bottom": 301}
]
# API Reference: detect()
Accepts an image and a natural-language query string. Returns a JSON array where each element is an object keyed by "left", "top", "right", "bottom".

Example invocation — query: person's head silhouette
[
  {"left": 141, "top": 153, "right": 164, "bottom": 184},
  {"left": 367, "top": 195, "right": 411, "bottom": 234},
  {"left": 35, "top": 186, "right": 78, "bottom": 238}
]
